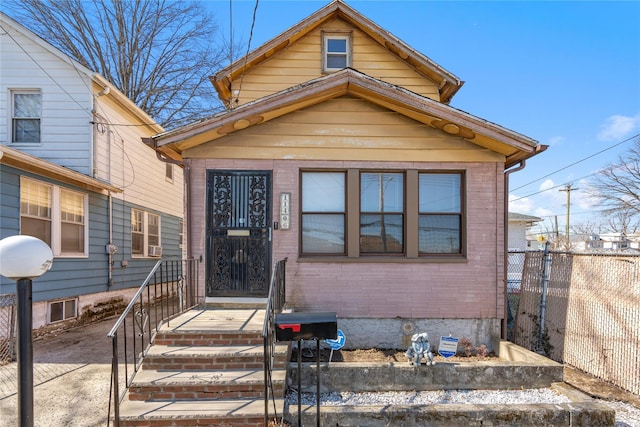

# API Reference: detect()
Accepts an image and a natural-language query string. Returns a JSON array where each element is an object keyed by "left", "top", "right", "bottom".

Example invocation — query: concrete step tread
[
  {"left": 159, "top": 309, "right": 266, "bottom": 334},
  {"left": 118, "top": 397, "right": 284, "bottom": 419},
  {"left": 146, "top": 343, "right": 288, "bottom": 357},
  {"left": 131, "top": 368, "right": 286, "bottom": 386}
]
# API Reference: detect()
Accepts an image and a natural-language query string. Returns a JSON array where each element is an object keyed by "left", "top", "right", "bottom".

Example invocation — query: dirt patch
[{"left": 291, "top": 347, "right": 497, "bottom": 363}]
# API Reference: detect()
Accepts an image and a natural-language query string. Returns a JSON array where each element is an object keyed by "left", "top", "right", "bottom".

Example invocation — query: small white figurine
[{"left": 405, "top": 332, "right": 435, "bottom": 366}]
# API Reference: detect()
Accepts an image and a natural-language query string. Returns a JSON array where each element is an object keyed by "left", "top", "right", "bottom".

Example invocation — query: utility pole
[{"left": 559, "top": 184, "right": 579, "bottom": 248}]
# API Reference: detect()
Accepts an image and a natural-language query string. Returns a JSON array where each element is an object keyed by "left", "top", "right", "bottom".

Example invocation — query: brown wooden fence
[{"left": 509, "top": 250, "right": 640, "bottom": 396}]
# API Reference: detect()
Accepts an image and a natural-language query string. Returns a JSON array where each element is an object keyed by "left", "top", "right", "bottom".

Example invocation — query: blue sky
[{"left": 205, "top": 0, "right": 640, "bottom": 233}]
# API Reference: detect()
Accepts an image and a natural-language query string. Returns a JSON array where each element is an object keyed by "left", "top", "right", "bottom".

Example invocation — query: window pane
[
  {"left": 361, "top": 173, "right": 403, "bottom": 212},
  {"left": 13, "top": 119, "right": 41, "bottom": 142},
  {"left": 419, "top": 173, "right": 461, "bottom": 212},
  {"left": 64, "top": 300, "right": 76, "bottom": 319},
  {"left": 131, "top": 210, "right": 144, "bottom": 254},
  {"left": 326, "top": 54, "right": 347, "bottom": 69},
  {"left": 21, "top": 179, "right": 52, "bottom": 245},
  {"left": 302, "top": 172, "right": 345, "bottom": 212},
  {"left": 14, "top": 93, "right": 40, "bottom": 117},
  {"left": 21, "top": 217, "right": 52, "bottom": 245},
  {"left": 131, "top": 210, "right": 143, "bottom": 232},
  {"left": 21, "top": 179, "right": 51, "bottom": 218},
  {"left": 419, "top": 215, "right": 461, "bottom": 253},
  {"left": 360, "top": 214, "right": 403, "bottom": 253},
  {"left": 327, "top": 38, "right": 346, "bottom": 53},
  {"left": 61, "top": 189, "right": 84, "bottom": 224},
  {"left": 132, "top": 233, "right": 144, "bottom": 254},
  {"left": 148, "top": 214, "right": 160, "bottom": 246},
  {"left": 302, "top": 214, "right": 345, "bottom": 253},
  {"left": 61, "top": 222, "right": 84, "bottom": 253},
  {"left": 50, "top": 302, "right": 63, "bottom": 323}
]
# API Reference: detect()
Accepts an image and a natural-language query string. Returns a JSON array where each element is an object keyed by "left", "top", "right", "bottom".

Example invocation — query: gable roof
[
  {"left": 0, "top": 12, "right": 163, "bottom": 134},
  {"left": 149, "top": 68, "right": 544, "bottom": 168},
  {"left": 211, "top": 0, "right": 463, "bottom": 105}
]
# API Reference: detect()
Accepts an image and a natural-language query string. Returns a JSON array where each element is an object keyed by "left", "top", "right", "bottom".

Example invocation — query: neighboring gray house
[
  {"left": 0, "top": 12, "right": 183, "bottom": 330},
  {"left": 508, "top": 212, "right": 542, "bottom": 251}
]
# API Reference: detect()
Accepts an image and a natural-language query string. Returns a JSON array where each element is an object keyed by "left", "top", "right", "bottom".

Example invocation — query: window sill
[
  {"left": 54, "top": 254, "right": 88, "bottom": 259},
  {"left": 297, "top": 256, "right": 468, "bottom": 264}
]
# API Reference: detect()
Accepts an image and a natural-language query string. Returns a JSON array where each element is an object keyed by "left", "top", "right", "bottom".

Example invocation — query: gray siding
[{"left": 0, "top": 166, "right": 182, "bottom": 301}]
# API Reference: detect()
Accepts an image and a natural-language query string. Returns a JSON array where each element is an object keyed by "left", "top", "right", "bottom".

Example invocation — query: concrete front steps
[
  {"left": 285, "top": 340, "right": 615, "bottom": 426},
  {"left": 115, "top": 308, "right": 289, "bottom": 426}
]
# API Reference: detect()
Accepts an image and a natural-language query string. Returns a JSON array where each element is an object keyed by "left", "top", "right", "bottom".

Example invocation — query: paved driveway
[{"left": 0, "top": 318, "right": 116, "bottom": 427}]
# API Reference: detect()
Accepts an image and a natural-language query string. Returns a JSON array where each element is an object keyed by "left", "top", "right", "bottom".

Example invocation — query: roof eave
[
  {"left": 153, "top": 69, "right": 541, "bottom": 165},
  {"left": 0, "top": 145, "right": 123, "bottom": 194}
]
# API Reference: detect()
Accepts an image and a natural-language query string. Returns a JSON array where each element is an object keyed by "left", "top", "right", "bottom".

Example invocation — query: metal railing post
[
  {"left": 536, "top": 241, "right": 552, "bottom": 354},
  {"left": 111, "top": 335, "right": 119, "bottom": 426}
]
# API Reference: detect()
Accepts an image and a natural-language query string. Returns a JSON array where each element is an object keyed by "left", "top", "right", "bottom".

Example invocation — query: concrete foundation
[{"left": 335, "top": 317, "right": 501, "bottom": 351}]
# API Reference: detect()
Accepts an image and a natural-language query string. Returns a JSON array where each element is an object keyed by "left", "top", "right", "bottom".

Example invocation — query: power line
[
  {"left": 512, "top": 133, "right": 640, "bottom": 192},
  {"left": 510, "top": 170, "right": 600, "bottom": 202},
  {"left": 231, "top": 0, "right": 260, "bottom": 108}
]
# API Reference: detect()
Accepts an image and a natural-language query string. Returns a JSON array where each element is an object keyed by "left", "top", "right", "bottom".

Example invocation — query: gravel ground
[{"left": 287, "top": 390, "right": 640, "bottom": 427}]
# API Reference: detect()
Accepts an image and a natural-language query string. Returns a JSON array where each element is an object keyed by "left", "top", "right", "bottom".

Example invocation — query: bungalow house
[
  {"left": 145, "top": 1, "right": 546, "bottom": 349},
  {"left": 0, "top": 12, "right": 183, "bottom": 331}
]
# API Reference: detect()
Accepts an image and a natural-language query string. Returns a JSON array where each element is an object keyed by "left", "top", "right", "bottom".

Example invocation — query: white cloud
[
  {"left": 547, "top": 136, "right": 565, "bottom": 146},
  {"left": 508, "top": 193, "right": 533, "bottom": 214},
  {"left": 534, "top": 207, "right": 554, "bottom": 219},
  {"left": 597, "top": 113, "right": 640, "bottom": 142}
]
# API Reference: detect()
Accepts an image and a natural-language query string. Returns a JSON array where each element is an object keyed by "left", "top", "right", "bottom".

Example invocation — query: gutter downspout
[
  {"left": 503, "top": 160, "right": 526, "bottom": 339},
  {"left": 91, "top": 88, "right": 114, "bottom": 288}
]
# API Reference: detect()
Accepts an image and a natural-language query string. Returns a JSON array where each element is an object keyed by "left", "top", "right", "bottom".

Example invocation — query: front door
[{"left": 206, "top": 170, "right": 272, "bottom": 297}]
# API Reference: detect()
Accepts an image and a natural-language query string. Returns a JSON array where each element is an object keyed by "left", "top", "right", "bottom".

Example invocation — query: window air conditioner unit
[{"left": 148, "top": 245, "right": 162, "bottom": 257}]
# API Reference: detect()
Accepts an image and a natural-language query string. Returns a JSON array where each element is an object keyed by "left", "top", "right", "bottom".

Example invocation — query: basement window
[
  {"left": 48, "top": 298, "right": 77, "bottom": 323},
  {"left": 322, "top": 32, "right": 351, "bottom": 72}
]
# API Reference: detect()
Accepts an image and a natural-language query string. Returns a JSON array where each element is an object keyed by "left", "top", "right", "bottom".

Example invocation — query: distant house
[
  {"left": 599, "top": 232, "right": 629, "bottom": 251},
  {"left": 145, "top": 1, "right": 545, "bottom": 348},
  {"left": 507, "top": 212, "right": 542, "bottom": 251},
  {"left": 0, "top": 12, "right": 183, "bottom": 330}
]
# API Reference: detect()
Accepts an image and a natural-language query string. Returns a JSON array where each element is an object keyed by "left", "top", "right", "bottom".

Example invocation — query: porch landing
[{"left": 160, "top": 307, "right": 266, "bottom": 333}]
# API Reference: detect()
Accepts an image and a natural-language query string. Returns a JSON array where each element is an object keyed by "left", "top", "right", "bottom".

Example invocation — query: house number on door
[{"left": 280, "top": 192, "right": 291, "bottom": 230}]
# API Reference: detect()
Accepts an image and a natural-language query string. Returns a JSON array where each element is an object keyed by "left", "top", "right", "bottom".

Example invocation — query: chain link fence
[
  {"left": 0, "top": 293, "right": 16, "bottom": 365},
  {"left": 508, "top": 249, "right": 640, "bottom": 396}
]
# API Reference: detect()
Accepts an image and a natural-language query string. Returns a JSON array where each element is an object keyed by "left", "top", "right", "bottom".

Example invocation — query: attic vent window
[{"left": 323, "top": 32, "right": 351, "bottom": 72}]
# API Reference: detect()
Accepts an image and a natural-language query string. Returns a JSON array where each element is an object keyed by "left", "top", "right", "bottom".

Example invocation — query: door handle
[{"left": 268, "top": 227, "right": 272, "bottom": 242}]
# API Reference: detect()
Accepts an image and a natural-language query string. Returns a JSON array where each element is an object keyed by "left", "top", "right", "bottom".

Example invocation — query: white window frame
[
  {"left": 48, "top": 298, "right": 77, "bottom": 324},
  {"left": 20, "top": 177, "right": 88, "bottom": 257},
  {"left": 322, "top": 31, "right": 352, "bottom": 73},
  {"left": 11, "top": 89, "right": 42, "bottom": 143},
  {"left": 131, "top": 208, "right": 162, "bottom": 257}
]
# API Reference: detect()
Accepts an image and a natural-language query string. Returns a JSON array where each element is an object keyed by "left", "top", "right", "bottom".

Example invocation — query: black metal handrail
[
  {"left": 107, "top": 258, "right": 200, "bottom": 426},
  {"left": 263, "top": 258, "right": 287, "bottom": 426}
]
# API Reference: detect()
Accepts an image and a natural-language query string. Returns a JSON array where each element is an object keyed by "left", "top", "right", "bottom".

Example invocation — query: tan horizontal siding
[
  {"left": 185, "top": 97, "right": 502, "bottom": 163},
  {"left": 231, "top": 17, "right": 440, "bottom": 104}
]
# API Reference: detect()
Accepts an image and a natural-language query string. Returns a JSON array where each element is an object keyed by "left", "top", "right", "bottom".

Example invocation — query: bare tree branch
[
  {"left": 5, "top": 0, "right": 227, "bottom": 128},
  {"left": 588, "top": 136, "right": 640, "bottom": 232}
]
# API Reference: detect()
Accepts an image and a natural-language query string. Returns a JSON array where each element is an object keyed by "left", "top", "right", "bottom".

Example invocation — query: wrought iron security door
[{"left": 206, "top": 171, "right": 272, "bottom": 297}]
